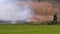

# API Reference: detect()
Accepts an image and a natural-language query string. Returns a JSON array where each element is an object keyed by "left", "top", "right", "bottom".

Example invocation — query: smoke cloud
[{"left": 0, "top": 0, "right": 34, "bottom": 23}]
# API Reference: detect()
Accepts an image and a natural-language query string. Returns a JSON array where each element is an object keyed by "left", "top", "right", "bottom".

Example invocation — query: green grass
[{"left": 0, "top": 24, "right": 60, "bottom": 34}]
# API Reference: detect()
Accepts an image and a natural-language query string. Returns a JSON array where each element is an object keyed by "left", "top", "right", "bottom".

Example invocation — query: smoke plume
[{"left": 0, "top": 0, "right": 34, "bottom": 23}]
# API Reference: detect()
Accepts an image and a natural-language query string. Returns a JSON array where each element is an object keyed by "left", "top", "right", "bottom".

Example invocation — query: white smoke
[{"left": 0, "top": 0, "right": 34, "bottom": 23}]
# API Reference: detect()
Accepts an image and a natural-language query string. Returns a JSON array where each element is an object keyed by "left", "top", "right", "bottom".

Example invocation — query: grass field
[{"left": 0, "top": 24, "right": 60, "bottom": 34}]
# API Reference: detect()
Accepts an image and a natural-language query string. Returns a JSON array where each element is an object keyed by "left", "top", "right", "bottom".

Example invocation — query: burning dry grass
[
  {"left": 16, "top": 1, "right": 60, "bottom": 23},
  {"left": 30, "top": 1, "right": 60, "bottom": 23},
  {"left": 31, "top": 1, "right": 60, "bottom": 15}
]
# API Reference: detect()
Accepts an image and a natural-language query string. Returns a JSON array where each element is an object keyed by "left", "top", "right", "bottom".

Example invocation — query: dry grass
[{"left": 17, "top": 1, "right": 60, "bottom": 23}]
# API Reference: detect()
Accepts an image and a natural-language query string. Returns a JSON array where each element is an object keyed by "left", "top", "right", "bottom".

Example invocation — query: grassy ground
[{"left": 0, "top": 24, "right": 60, "bottom": 34}]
